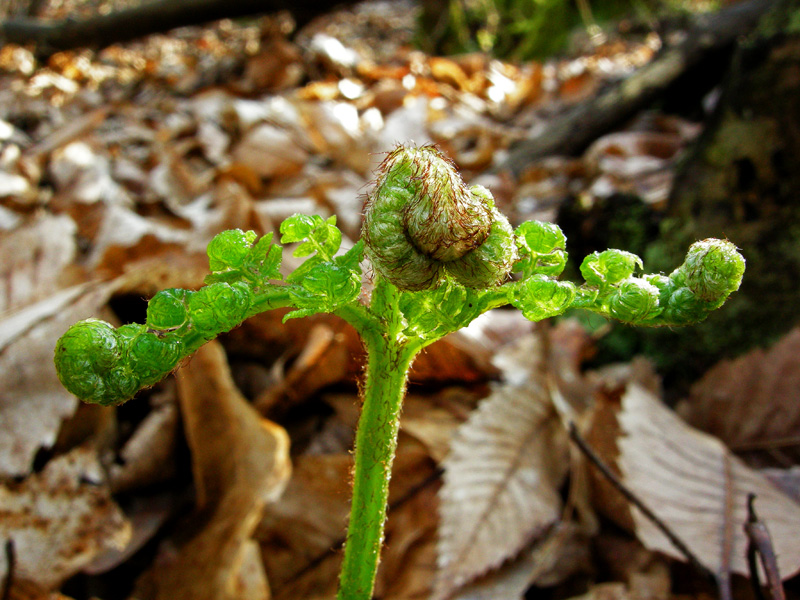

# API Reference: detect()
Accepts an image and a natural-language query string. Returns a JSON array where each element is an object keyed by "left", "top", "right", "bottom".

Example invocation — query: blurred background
[{"left": 0, "top": 1, "right": 799, "bottom": 599}]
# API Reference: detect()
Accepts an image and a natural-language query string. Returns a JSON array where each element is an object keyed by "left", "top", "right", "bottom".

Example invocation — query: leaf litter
[{"left": 0, "top": 1, "right": 798, "bottom": 599}]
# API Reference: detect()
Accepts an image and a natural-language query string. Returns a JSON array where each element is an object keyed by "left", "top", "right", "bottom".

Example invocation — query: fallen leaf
[
  {"left": 451, "top": 523, "right": 591, "bottom": 600},
  {"left": 400, "top": 394, "right": 465, "bottom": 463},
  {"left": 139, "top": 340, "right": 291, "bottom": 600},
  {"left": 591, "top": 384, "right": 800, "bottom": 580},
  {"left": 0, "top": 213, "right": 78, "bottom": 313},
  {"left": 679, "top": 327, "right": 800, "bottom": 455},
  {"left": 434, "top": 384, "right": 569, "bottom": 600},
  {"left": 232, "top": 123, "right": 309, "bottom": 179},
  {"left": 259, "top": 453, "right": 352, "bottom": 596},
  {"left": 0, "top": 445, "right": 131, "bottom": 590},
  {"left": 48, "top": 140, "right": 131, "bottom": 206},
  {"left": 109, "top": 399, "right": 179, "bottom": 494},
  {"left": 0, "top": 282, "right": 115, "bottom": 478}
]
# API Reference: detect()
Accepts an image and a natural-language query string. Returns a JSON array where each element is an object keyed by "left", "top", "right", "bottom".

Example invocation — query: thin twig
[
  {"left": 1, "top": 539, "right": 14, "bottom": 600},
  {"left": 567, "top": 421, "right": 714, "bottom": 581},
  {"left": 745, "top": 493, "right": 786, "bottom": 600}
]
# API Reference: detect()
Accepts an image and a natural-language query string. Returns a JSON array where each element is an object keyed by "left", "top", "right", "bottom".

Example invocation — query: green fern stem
[{"left": 337, "top": 277, "right": 418, "bottom": 600}]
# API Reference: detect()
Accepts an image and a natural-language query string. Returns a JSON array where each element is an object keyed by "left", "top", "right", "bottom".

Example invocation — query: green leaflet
[
  {"left": 399, "top": 279, "right": 484, "bottom": 341},
  {"left": 283, "top": 240, "right": 365, "bottom": 321},
  {"left": 53, "top": 218, "right": 365, "bottom": 404},
  {"left": 514, "top": 220, "right": 568, "bottom": 278},
  {"left": 511, "top": 274, "right": 576, "bottom": 322},
  {"left": 54, "top": 320, "right": 185, "bottom": 406},
  {"left": 204, "top": 230, "right": 282, "bottom": 285},
  {"left": 569, "top": 239, "right": 745, "bottom": 327},
  {"left": 580, "top": 249, "right": 643, "bottom": 288}
]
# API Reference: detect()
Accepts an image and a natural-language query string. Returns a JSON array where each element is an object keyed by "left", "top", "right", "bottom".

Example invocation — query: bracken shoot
[{"left": 54, "top": 144, "right": 744, "bottom": 600}]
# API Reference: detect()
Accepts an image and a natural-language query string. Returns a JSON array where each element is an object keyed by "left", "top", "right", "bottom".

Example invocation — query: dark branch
[
  {"left": 496, "top": 0, "right": 774, "bottom": 177},
  {"left": 0, "top": 0, "right": 358, "bottom": 58},
  {"left": 568, "top": 421, "right": 716, "bottom": 582},
  {"left": 746, "top": 493, "right": 786, "bottom": 600}
]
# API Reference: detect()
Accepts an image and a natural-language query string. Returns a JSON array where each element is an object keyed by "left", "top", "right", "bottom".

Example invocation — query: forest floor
[{"left": 1, "top": 1, "right": 800, "bottom": 600}]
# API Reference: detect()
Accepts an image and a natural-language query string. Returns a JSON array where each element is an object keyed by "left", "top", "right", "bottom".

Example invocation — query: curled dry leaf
[
  {"left": 140, "top": 340, "right": 291, "bottom": 600},
  {"left": 0, "top": 282, "right": 115, "bottom": 478},
  {"left": 0, "top": 213, "right": 77, "bottom": 313},
  {"left": 590, "top": 384, "right": 800, "bottom": 580},
  {"left": 450, "top": 523, "right": 591, "bottom": 600},
  {"left": 0, "top": 445, "right": 131, "bottom": 591},
  {"left": 435, "top": 384, "right": 569, "bottom": 600},
  {"left": 109, "top": 400, "right": 179, "bottom": 494},
  {"left": 679, "top": 327, "right": 800, "bottom": 453}
]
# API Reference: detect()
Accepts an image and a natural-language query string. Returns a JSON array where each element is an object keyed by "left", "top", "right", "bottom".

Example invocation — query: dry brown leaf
[
  {"left": 679, "top": 327, "right": 800, "bottom": 452},
  {"left": 254, "top": 321, "right": 359, "bottom": 414},
  {"left": 87, "top": 204, "right": 188, "bottom": 270},
  {"left": 231, "top": 123, "right": 309, "bottom": 179},
  {"left": 593, "top": 534, "right": 671, "bottom": 600},
  {"left": 401, "top": 394, "right": 465, "bottom": 463},
  {"left": 0, "top": 282, "right": 115, "bottom": 478},
  {"left": 0, "top": 213, "right": 78, "bottom": 313},
  {"left": 49, "top": 140, "right": 131, "bottom": 206},
  {"left": 594, "top": 384, "right": 800, "bottom": 580},
  {"left": 434, "top": 384, "right": 569, "bottom": 600},
  {"left": 451, "top": 523, "right": 591, "bottom": 600},
  {"left": 258, "top": 453, "right": 352, "bottom": 596},
  {"left": 762, "top": 466, "right": 800, "bottom": 505},
  {"left": 109, "top": 400, "right": 179, "bottom": 494},
  {"left": 140, "top": 340, "right": 291, "bottom": 600},
  {"left": 0, "top": 445, "right": 131, "bottom": 590}
]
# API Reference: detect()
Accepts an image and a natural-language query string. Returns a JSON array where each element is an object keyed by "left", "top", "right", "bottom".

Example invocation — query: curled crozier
[{"left": 363, "top": 145, "right": 517, "bottom": 291}]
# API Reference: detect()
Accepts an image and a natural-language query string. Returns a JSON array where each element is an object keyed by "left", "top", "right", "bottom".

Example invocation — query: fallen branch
[
  {"left": 496, "top": 0, "right": 773, "bottom": 177},
  {"left": 746, "top": 493, "right": 786, "bottom": 600},
  {"left": 567, "top": 421, "right": 723, "bottom": 591},
  {"left": 0, "top": 0, "right": 357, "bottom": 57}
]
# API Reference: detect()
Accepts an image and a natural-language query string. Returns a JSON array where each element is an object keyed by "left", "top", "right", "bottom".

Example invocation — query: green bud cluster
[
  {"left": 54, "top": 218, "right": 359, "bottom": 405},
  {"left": 54, "top": 281, "right": 253, "bottom": 406},
  {"left": 572, "top": 238, "right": 745, "bottom": 326}
]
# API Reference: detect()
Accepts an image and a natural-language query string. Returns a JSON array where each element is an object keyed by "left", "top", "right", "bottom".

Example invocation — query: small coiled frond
[{"left": 570, "top": 238, "right": 745, "bottom": 326}]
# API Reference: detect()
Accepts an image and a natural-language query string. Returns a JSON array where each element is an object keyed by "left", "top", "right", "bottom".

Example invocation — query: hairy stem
[{"left": 337, "top": 279, "right": 417, "bottom": 600}]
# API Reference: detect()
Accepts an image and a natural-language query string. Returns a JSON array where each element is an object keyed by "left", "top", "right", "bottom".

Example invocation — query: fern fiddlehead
[{"left": 53, "top": 143, "right": 746, "bottom": 600}]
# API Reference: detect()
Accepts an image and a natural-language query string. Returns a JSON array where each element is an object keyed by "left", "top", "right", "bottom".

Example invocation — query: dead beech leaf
[
  {"left": 232, "top": 123, "right": 308, "bottom": 179},
  {"left": 602, "top": 384, "right": 800, "bottom": 579},
  {"left": 109, "top": 400, "right": 179, "bottom": 494},
  {"left": 0, "top": 282, "right": 115, "bottom": 478},
  {"left": 679, "top": 327, "right": 800, "bottom": 451},
  {"left": 434, "top": 384, "right": 569, "bottom": 600},
  {"left": 451, "top": 523, "right": 591, "bottom": 600},
  {"left": 0, "top": 445, "right": 131, "bottom": 591},
  {"left": 142, "top": 340, "right": 291, "bottom": 600},
  {"left": 0, "top": 213, "right": 78, "bottom": 313},
  {"left": 258, "top": 453, "right": 352, "bottom": 597}
]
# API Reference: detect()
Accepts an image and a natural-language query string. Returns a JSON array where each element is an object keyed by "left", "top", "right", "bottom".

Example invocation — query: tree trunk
[{"left": 641, "top": 0, "right": 800, "bottom": 382}]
